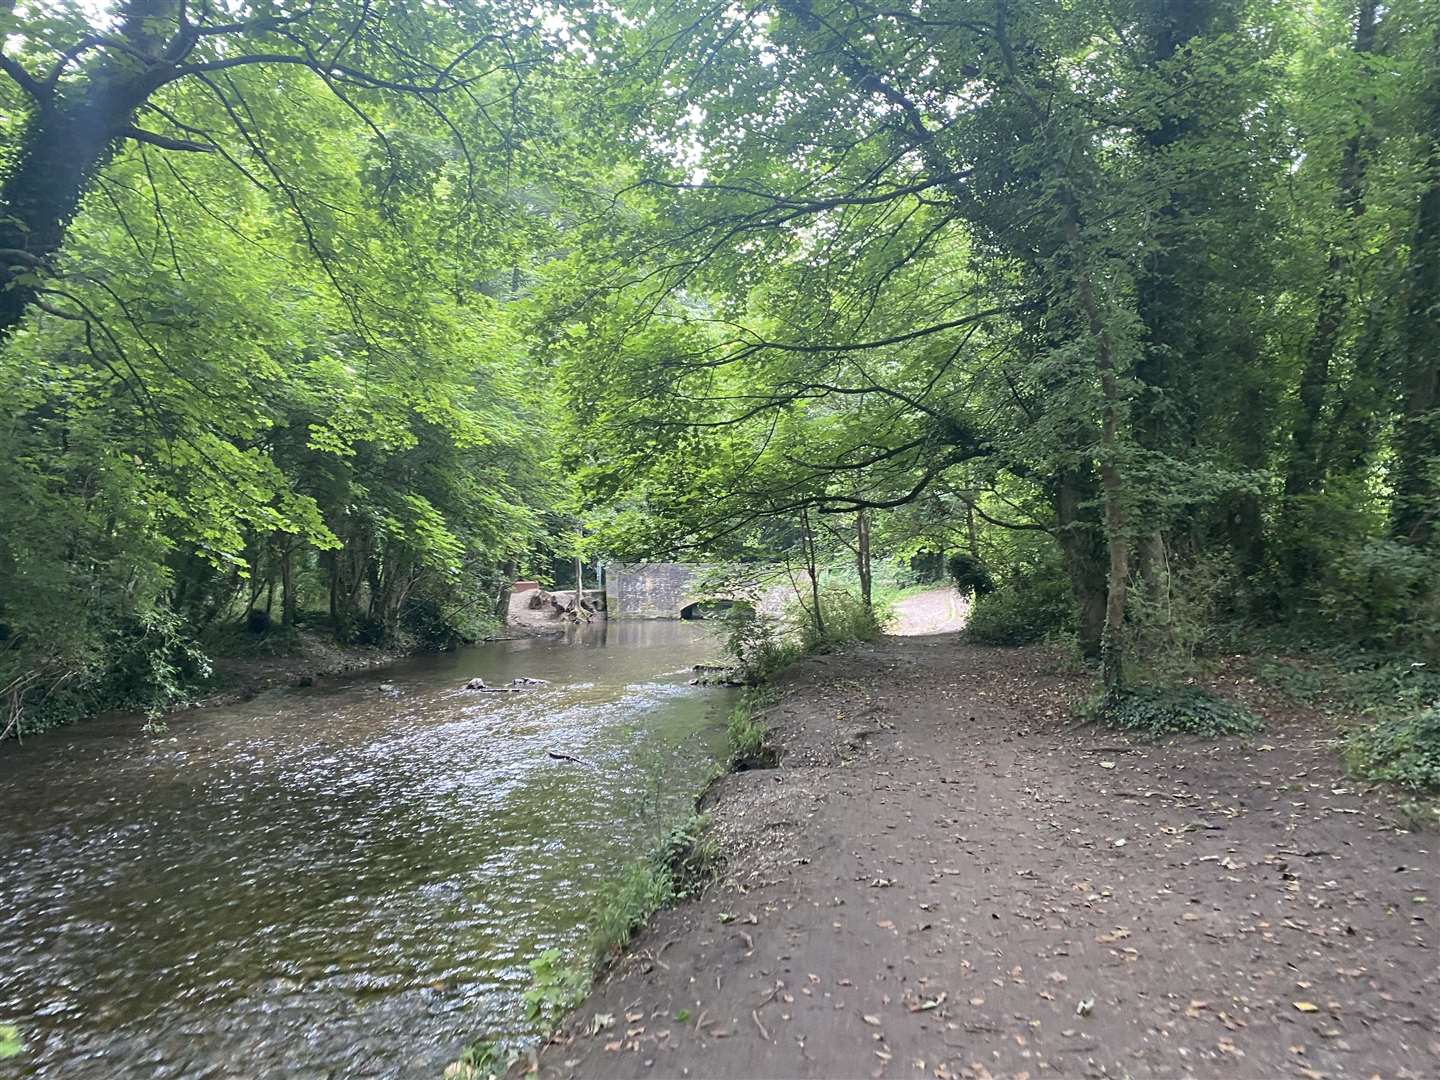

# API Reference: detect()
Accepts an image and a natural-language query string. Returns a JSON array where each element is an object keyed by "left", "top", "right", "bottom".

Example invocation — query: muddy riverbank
[{"left": 536, "top": 634, "right": 1438, "bottom": 1080}]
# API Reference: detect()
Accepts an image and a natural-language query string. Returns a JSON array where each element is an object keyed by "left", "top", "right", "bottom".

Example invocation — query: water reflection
[{"left": 0, "top": 620, "right": 731, "bottom": 1078}]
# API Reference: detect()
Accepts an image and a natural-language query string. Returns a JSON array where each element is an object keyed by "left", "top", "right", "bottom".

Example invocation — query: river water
[{"left": 0, "top": 621, "right": 732, "bottom": 1079}]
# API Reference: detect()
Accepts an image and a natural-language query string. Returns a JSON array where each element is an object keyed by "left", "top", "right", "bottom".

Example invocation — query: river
[{"left": 0, "top": 621, "right": 732, "bottom": 1078}]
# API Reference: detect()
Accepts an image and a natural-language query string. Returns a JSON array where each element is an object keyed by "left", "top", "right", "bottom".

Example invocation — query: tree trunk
[
  {"left": 1128, "top": 0, "right": 1223, "bottom": 605},
  {"left": 856, "top": 509, "right": 872, "bottom": 613},
  {"left": 1055, "top": 468, "right": 1108, "bottom": 659},
  {"left": 1391, "top": 50, "right": 1440, "bottom": 545},
  {"left": 0, "top": 106, "right": 121, "bottom": 337},
  {"left": 573, "top": 551, "right": 588, "bottom": 619},
  {"left": 0, "top": 0, "right": 183, "bottom": 341},
  {"left": 1060, "top": 207, "right": 1132, "bottom": 693},
  {"left": 494, "top": 558, "right": 517, "bottom": 623},
  {"left": 1283, "top": 0, "right": 1378, "bottom": 504},
  {"left": 800, "top": 509, "right": 825, "bottom": 639},
  {"left": 1131, "top": 0, "right": 1218, "bottom": 449},
  {"left": 1098, "top": 396, "right": 1131, "bottom": 695},
  {"left": 328, "top": 551, "right": 340, "bottom": 623},
  {"left": 1222, "top": 335, "right": 1271, "bottom": 575},
  {"left": 280, "top": 543, "right": 296, "bottom": 627}
]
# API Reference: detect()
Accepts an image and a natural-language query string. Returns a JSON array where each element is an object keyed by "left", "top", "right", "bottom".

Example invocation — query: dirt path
[
  {"left": 890, "top": 587, "right": 970, "bottom": 637},
  {"left": 533, "top": 635, "right": 1438, "bottom": 1080}
]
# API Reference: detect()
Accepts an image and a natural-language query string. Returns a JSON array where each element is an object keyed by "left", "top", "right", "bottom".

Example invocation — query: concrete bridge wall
[{"left": 605, "top": 563, "right": 788, "bottom": 620}]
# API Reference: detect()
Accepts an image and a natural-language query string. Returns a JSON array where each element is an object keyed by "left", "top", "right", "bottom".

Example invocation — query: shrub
[
  {"left": 723, "top": 606, "right": 801, "bottom": 683},
  {"left": 6, "top": 607, "right": 213, "bottom": 738},
  {"left": 1087, "top": 685, "right": 1262, "bottom": 737},
  {"left": 443, "top": 1040, "right": 507, "bottom": 1080},
  {"left": 1344, "top": 706, "right": 1440, "bottom": 793},
  {"left": 964, "top": 562, "right": 1073, "bottom": 645},
  {"left": 1317, "top": 540, "right": 1440, "bottom": 660},
  {"left": 946, "top": 552, "right": 995, "bottom": 597},
  {"left": 798, "top": 588, "right": 891, "bottom": 652},
  {"left": 521, "top": 949, "right": 589, "bottom": 1026},
  {"left": 1124, "top": 554, "right": 1238, "bottom": 680}
]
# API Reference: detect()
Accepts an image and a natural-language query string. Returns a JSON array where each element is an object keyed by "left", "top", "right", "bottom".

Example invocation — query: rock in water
[
  {"left": 510, "top": 677, "right": 549, "bottom": 686},
  {"left": 464, "top": 677, "right": 487, "bottom": 690}
]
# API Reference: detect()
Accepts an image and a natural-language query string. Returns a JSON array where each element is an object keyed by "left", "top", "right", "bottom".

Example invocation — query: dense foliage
[
  {"left": 0, "top": 0, "right": 581, "bottom": 732},
  {"left": 0, "top": 0, "right": 1436, "bottom": 768}
]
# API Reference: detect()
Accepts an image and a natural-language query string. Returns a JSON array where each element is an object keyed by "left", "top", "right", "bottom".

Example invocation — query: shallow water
[{"left": 0, "top": 620, "right": 732, "bottom": 1078}]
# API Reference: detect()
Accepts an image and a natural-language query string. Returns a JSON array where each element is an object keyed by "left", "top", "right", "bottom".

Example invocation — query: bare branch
[{"left": 118, "top": 126, "right": 215, "bottom": 153}]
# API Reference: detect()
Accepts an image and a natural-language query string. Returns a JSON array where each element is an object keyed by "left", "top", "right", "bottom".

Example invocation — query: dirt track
[
  {"left": 535, "top": 632, "right": 1438, "bottom": 1080},
  {"left": 889, "top": 588, "right": 969, "bottom": 636}
]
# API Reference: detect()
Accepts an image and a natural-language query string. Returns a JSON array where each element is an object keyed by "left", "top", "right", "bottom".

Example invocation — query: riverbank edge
[
  {"left": 469, "top": 667, "right": 800, "bottom": 1079},
  {"left": 57, "top": 620, "right": 565, "bottom": 741},
  {"left": 195, "top": 621, "right": 567, "bottom": 709}
]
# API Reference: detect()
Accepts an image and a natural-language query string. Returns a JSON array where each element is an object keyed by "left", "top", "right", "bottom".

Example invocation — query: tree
[{"left": 0, "top": 0, "right": 536, "bottom": 340}]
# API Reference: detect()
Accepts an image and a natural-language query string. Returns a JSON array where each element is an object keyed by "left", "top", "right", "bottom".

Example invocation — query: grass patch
[
  {"left": 442, "top": 1039, "right": 507, "bottom": 1080},
  {"left": 1087, "top": 685, "right": 1262, "bottom": 737},
  {"left": 727, "top": 688, "right": 778, "bottom": 769},
  {"left": 588, "top": 813, "right": 718, "bottom": 967},
  {"left": 446, "top": 813, "right": 723, "bottom": 1075},
  {"left": 875, "top": 581, "right": 947, "bottom": 603}
]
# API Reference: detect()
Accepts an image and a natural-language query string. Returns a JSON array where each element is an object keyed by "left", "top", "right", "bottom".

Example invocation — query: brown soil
[
  {"left": 534, "top": 634, "right": 1438, "bottom": 1080},
  {"left": 198, "top": 629, "right": 408, "bottom": 706},
  {"left": 198, "top": 611, "right": 557, "bottom": 709}
]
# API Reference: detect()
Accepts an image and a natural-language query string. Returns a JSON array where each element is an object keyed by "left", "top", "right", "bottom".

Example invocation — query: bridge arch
[
  {"left": 678, "top": 597, "right": 751, "bottom": 620},
  {"left": 607, "top": 563, "right": 786, "bottom": 620}
]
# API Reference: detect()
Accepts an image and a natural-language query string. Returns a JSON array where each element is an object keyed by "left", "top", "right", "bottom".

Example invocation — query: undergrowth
[
  {"left": 1342, "top": 706, "right": 1440, "bottom": 794},
  {"left": 1087, "top": 685, "right": 1262, "bottom": 737},
  {"left": 1247, "top": 648, "right": 1440, "bottom": 796},
  {"left": 1251, "top": 651, "right": 1439, "bottom": 717},
  {"left": 723, "top": 588, "right": 889, "bottom": 685},
  {"left": 442, "top": 1038, "right": 507, "bottom": 1080}
]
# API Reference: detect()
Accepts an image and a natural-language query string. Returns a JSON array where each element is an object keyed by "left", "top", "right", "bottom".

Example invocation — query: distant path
[
  {"left": 537, "top": 637, "right": 1438, "bottom": 1080},
  {"left": 889, "top": 585, "right": 968, "bottom": 635}
]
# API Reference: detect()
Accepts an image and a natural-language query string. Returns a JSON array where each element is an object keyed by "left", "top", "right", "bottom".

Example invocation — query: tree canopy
[{"left": 1, "top": 0, "right": 1437, "bottom": 730}]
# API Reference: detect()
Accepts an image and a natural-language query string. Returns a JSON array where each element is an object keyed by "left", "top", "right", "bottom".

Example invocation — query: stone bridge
[{"left": 605, "top": 563, "right": 789, "bottom": 620}]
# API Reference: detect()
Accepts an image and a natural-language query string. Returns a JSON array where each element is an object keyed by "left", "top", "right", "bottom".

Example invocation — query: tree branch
[{"left": 118, "top": 126, "right": 215, "bottom": 153}]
